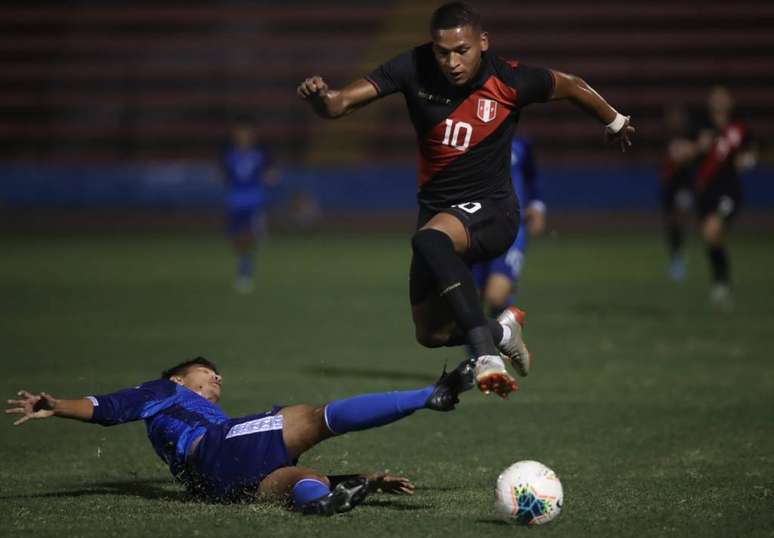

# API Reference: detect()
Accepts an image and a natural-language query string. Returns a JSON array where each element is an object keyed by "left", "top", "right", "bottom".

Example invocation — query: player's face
[
  {"left": 708, "top": 86, "right": 733, "bottom": 128},
  {"left": 175, "top": 366, "right": 222, "bottom": 403},
  {"left": 432, "top": 25, "right": 489, "bottom": 86},
  {"left": 232, "top": 126, "right": 256, "bottom": 150}
]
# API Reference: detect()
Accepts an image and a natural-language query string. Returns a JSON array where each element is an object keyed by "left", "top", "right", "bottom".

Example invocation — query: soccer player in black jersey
[
  {"left": 298, "top": 2, "right": 634, "bottom": 398},
  {"left": 694, "top": 86, "right": 756, "bottom": 305}
]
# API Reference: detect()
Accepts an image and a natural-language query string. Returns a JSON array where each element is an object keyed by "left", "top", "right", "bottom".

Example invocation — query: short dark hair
[
  {"left": 161, "top": 357, "right": 219, "bottom": 379},
  {"left": 430, "top": 2, "right": 482, "bottom": 34}
]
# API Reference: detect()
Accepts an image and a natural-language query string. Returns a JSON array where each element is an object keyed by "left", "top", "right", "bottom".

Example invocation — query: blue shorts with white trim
[{"left": 185, "top": 406, "right": 294, "bottom": 502}]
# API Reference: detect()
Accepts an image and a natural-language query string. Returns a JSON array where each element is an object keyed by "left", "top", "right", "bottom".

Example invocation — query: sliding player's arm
[
  {"left": 549, "top": 70, "right": 636, "bottom": 152},
  {"left": 297, "top": 77, "right": 379, "bottom": 119},
  {"left": 6, "top": 380, "right": 175, "bottom": 427},
  {"left": 328, "top": 471, "right": 414, "bottom": 495},
  {"left": 6, "top": 390, "right": 93, "bottom": 425}
]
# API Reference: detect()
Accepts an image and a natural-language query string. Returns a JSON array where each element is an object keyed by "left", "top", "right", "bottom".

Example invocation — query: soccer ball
[{"left": 494, "top": 460, "right": 563, "bottom": 525}]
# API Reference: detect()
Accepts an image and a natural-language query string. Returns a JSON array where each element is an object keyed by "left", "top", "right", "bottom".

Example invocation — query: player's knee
[
  {"left": 415, "top": 325, "right": 449, "bottom": 348},
  {"left": 411, "top": 228, "right": 452, "bottom": 258}
]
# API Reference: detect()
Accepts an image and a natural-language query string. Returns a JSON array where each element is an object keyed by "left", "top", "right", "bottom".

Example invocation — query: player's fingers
[
  {"left": 13, "top": 415, "right": 31, "bottom": 426},
  {"left": 5, "top": 407, "right": 25, "bottom": 414}
]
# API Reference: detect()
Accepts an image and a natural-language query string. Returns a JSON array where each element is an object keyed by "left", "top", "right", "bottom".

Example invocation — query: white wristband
[
  {"left": 605, "top": 113, "right": 627, "bottom": 134},
  {"left": 528, "top": 200, "right": 546, "bottom": 214}
]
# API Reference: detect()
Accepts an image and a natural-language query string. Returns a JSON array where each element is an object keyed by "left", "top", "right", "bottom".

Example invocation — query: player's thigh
[
  {"left": 418, "top": 211, "right": 469, "bottom": 254},
  {"left": 447, "top": 197, "right": 520, "bottom": 264},
  {"left": 258, "top": 465, "right": 330, "bottom": 502},
  {"left": 483, "top": 273, "right": 513, "bottom": 310},
  {"left": 701, "top": 213, "right": 725, "bottom": 245},
  {"left": 279, "top": 404, "right": 331, "bottom": 460}
]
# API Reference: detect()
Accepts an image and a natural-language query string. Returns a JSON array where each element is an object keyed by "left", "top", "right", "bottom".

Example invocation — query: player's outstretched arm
[
  {"left": 5, "top": 390, "right": 93, "bottom": 426},
  {"left": 297, "top": 77, "right": 379, "bottom": 119},
  {"left": 328, "top": 471, "right": 415, "bottom": 495},
  {"left": 549, "top": 70, "right": 635, "bottom": 152}
]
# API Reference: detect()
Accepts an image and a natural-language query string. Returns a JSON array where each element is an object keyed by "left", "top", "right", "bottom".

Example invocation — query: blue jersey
[
  {"left": 223, "top": 146, "right": 271, "bottom": 209},
  {"left": 88, "top": 379, "right": 229, "bottom": 478},
  {"left": 510, "top": 137, "right": 542, "bottom": 209}
]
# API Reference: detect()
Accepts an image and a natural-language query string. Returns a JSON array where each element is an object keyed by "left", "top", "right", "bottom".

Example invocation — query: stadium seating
[{"left": 1, "top": 1, "right": 771, "bottom": 165}]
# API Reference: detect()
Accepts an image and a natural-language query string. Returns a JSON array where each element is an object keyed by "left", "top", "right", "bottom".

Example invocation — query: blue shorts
[
  {"left": 472, "top": 223, "right": 528, "bottom": 287},
  {"left": 227, "top": 205, "right": 264, "bottom": 236},
  {"left": 187, "top": 407, "right": 294, "bottom": 503}
]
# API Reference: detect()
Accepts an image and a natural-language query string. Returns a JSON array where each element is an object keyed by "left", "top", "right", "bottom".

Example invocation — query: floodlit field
[{"left": 2, "top": 231, "right": 773, "bottom": 537}]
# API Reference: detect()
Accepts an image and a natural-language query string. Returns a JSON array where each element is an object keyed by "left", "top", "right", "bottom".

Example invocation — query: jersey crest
[{"left": 477, "top": 98, "right": 498, "bottom": 123}]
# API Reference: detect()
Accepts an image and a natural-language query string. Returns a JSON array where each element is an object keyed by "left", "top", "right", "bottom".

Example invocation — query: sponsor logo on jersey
[{"left": 477, "top": 98, "right": 498, "bottom": 123}]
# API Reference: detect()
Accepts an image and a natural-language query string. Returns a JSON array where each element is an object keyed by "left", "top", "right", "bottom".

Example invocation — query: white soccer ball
[{"left": 494, "top": 460, "right": 563, "bottom": 525}]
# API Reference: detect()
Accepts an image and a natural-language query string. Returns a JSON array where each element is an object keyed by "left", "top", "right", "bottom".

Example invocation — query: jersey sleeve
[
  {"left": 87, "top": 379, "right": 179, "bottom": 426},
  {"left": 365, "top": 50, "right": 414, "bottom": 97},
  {"left": 508, "top": 63, "right": 555, "bottom": 107}
]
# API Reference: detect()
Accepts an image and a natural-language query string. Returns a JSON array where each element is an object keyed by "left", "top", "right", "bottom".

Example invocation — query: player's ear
[
  {"left": 170, "top": 376, "right": 185, "bottom": 386},
  {"left": 480, "top": 31, "right": 489, "bottom": 52}
]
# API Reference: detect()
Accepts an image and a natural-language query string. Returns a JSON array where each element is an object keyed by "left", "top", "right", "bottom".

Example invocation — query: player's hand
[
  {"left": 605, "top": 116, "right": 635, "bottom": 152},
  {"left": 365, "top": 471, "right": 415, "bottom": 495},
  {"left": 5, "top": 390, "right": 57, "bottom": 425},
  {"left": 297, "top": 76, "right": 329, "bottom": 100},
  {"left": 525, "top": 205, "right": 546, "bottom": 236}
]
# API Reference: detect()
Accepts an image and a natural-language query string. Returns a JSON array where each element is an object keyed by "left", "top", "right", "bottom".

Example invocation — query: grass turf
[{"left": 1, "top": 230, "right": 773, "bottom": 537}]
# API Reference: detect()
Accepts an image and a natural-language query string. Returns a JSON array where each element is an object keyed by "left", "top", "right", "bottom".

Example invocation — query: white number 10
[{"left": 442, "top": 119, "right": 473, "bottom": 151}]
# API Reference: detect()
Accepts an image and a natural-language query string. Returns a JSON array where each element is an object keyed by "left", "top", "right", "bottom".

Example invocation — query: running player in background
[
  {"left": 695, "top": 86, "right": 756, "bottom": 305},
  {"left": 222, "top": 118, "right": 278, "bottom": 294},
  {"left": 297, "top": 2, "right": 634, "bottom": 398},
  {"left": 660, "top": 104, "right": 698, "bottom": 282},
  {"left": 472, "top": 136, "right": 545, "bottom": 317},
  {"left": 6, "top": 357, "right": 471, "bottom": 515}
]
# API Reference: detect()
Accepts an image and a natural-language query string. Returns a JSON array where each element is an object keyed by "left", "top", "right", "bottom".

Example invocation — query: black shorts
[
  {"left": 697, "top": 180, "right": 742, "bottom": 221},
  {"left": 410, "top": 195, "right": 521, "bottom": 305}
]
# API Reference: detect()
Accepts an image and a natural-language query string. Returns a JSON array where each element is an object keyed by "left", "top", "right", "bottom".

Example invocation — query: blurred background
[{"left": 1, "top": 0, "right": 772, "bottom": 231}]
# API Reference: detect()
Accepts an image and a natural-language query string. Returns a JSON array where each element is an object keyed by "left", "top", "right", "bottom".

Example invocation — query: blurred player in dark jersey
[
  {"left": 660, "top": 105, "right": 697, "bottom": 281},
  {"left": 222, "top": 119, "right": 277, "bottom": 294},
  {"left": 472, "top": 137, "right": 545, "bottom": 315},
  {"left": 297, "top": 2, "right": 634, "bottom": 398},
  {"left": 694, "top": 86, "right": 756, "bottom": 305},
  {"left": 6, "top": 356, "right": 472, "bottom": 515}
]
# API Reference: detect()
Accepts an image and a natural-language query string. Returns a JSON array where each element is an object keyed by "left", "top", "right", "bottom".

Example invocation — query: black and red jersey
[
  {"left": 365, "top": 43, "right": 554, "bottom": 210},
  {"left": 695, "top": 122, "right": 750, "bottom": 191}
]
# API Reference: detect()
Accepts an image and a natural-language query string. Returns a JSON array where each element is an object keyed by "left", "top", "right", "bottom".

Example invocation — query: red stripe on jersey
[
  {"left": 695, "top": 122, "right": 746, "bottom": 189},
  {"left": 417, "top": 75, "right": 518, "bottom": 188}
]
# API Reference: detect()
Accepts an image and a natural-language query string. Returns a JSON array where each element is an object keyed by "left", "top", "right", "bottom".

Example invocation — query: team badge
[{"left": 477, "top": 98, "right": 498, "bottom": 123}]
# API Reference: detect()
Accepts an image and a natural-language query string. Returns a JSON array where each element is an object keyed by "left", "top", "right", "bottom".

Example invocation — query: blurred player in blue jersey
[
  {"left": 660, "top": 105, "right": 697, "bottom": 282},
  {"left": 223, "top": 119, "right": 277, "bottom": 294},
  {"left": 6, "top": 356, "right": 472, "bottom": 515},
  {"left": 472, "top": 137, "right": 545, "bottom": 318}
]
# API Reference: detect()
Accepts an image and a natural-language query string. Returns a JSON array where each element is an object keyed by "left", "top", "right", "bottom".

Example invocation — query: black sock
[
  {"left": 445, "top": 319, "right": 503, "bottom": 348},
  {"left": 412, "top": 229, "right": 499, "bottom": 357},
  {"left": 667, "top": 223, "right": 684, "bottom": 257},
  {"left": 707, "top": 245, "right": 730, "bottom": 285}
]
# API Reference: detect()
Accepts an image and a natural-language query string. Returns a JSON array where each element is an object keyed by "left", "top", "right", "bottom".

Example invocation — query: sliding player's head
[
  {"left": 430, "top": 2, "right": 488, "bottom": 86},
  {"left": 163, "top": 357, "right": 222, "bottom": 403}
]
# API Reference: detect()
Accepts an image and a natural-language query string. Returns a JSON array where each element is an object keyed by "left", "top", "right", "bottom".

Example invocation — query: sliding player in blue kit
[
  {"left": 298, "top": 2, "right": 634, "bottom": 398},
  {"left": 6, "top": 357, "right": 472, "bottom": 516},
  {"left": 472, "top": 136, "right": 545, "bottom": 321}
]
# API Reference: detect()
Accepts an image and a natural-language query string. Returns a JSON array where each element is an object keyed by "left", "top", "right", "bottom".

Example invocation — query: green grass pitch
[{"left": 2, "top": 230, "right": 773, "bottom": 537}]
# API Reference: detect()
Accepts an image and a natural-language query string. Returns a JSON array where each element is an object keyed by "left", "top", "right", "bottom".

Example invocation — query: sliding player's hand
[
  {"left": 5, "top": 390, "right": 57, "bottom": 425},
  {"left": 297, "top": 76, "right": 329, "bottom": 100},
  {"left": 366, "top": 471, "right": 415, "bottom": 495},
  {"left": 605, "top": 116, "right": 635, "bottom": 152}
]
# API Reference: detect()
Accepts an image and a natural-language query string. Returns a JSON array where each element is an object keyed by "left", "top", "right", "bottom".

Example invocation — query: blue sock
[
  {"left": 238, "top": 254, "right": 254, "bottom": 278},
  {"left": 291, "top": 478, "right": 330, "bottom": 509},
  {"left": 324, "top": 386, "right": 434, "bottom": 434}
]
